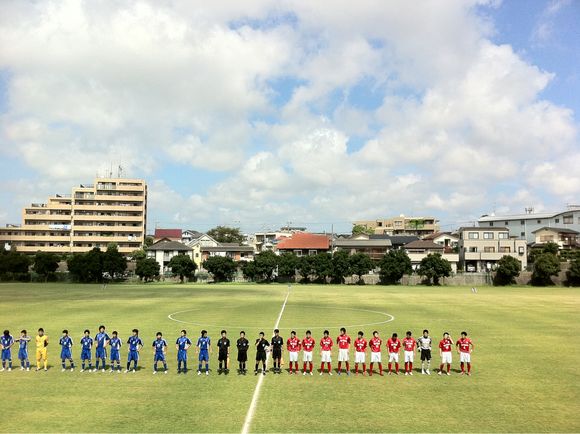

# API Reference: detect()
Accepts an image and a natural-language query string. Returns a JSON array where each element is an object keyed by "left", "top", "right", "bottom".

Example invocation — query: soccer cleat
[
  {"left": 164, "top": 370, "right": 167, "bottom": 374},
  {"left": 7, "top": 367, "right": 11, "bottom": 372},
  {"left": 262, "top": 371, "right": 266, "bottom": 376},
  {"left": 92, "top": 369, "right": 97, "bottom": 372},
  {"left": 467, "top": 373, "right": 471, "bottom": 376},
  {"left": 197, "top": 371, "right": 201, "bottom": 376},
  {"left": 206, "top": 371, "right": 209, "bottom": 376},
  {"left": 446, "top": 372, "right": 451, "bottom": 376},
  {"left": 26, "top": 367, "right": 30, "bottom": 371},
  {"left": 309, "top": 372, "right": 313, "bottom": 376},
  {"left": 124, "top": 369, "right": 128, "bottom": 373},
  {"left": 20, "top": 367, "right": 24, "bottom": 371},
  {"left": 254, "top": 371, "right": 258, "bottom": 375},
  {"left": 319, "top": 372, "right": 323, "bottom": 376},
  {"left": 102, "top": 369, "right": 105, "bottom": 373},
  {"left": 303, "top": 372, "right": 306, "bottom": 376},
  {"left": 44, "top": 368, "right": 48, "bottom": 371},
  {"left": 388, "top": 371, "right": 392, "bottom": 375},
  {"left": 426, "top": 370, "right": 430, "bottom": 375},
  {"left": 405, "top": 372, "right": 408, "bottom": 376},
  {"left": 379, "top": 372, "right": 384, "bottom": 376},
  {"left": 131, "top": 369, "right": 136, "bottom": 373},
  {"left": 337, "top": 371, "right": 341, "bottom": 376},
  {"left": 438, "top": 371, "right": 442, "bottom": 375},
  {"left": 110, "top": 369, "right": 114, "bottom": 373},
  {"left": 422, "top": 369, "right": 425, "bottom": 374},
  {"left": 80, "top": 369, "right": 85, "bottom": 372},
  {"left": 70, "top": 368, "right": 74, "bottom": 372},
  {"left": 153, "top": 371, "right": 157, "bottom": 374},
  {"left": 0, "top": 368, "right": 4, "bottom": 372},
  {"left": 409, "top": 372, "right": 413, "bottom": 376},
  {"left": 346, "top": 371, "right": 350, "bottom": 376},
  {"left": 62, "top": 368, "right": 66, "bottom": 372},
  {"left": 328, "top": 372, "right": 332, "bottom": 376}
]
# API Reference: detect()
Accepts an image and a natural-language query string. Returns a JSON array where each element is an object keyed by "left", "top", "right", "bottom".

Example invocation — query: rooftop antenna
[
  {"left": 525, "top": 206, "right": 534, "bottom": 214},
  {"left": 109, "top": 162, "right": 113, "bottom": 178},
  {"left": 118, "top": 164, "right": 123, "bottom": 178}
]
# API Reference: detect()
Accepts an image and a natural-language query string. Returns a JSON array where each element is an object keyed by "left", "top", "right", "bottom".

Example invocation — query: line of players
[{"left": 0, "top": 326, "right": 474, "bottom": 376}]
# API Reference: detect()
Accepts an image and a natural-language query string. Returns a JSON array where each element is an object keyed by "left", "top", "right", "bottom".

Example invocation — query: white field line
[{"left": 241, "top": 289, "right": 291, "bottom": 434}]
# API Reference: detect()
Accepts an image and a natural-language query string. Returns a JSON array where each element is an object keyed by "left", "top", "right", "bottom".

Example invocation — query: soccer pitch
[{"left": 0, "top": 283, "right": 578, "bottom": 433}]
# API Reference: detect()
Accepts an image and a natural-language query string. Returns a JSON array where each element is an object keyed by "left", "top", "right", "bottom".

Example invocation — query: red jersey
[
  {"left": 402, "top": 337, "right": 416, "bottom": 351},
  {"left": 287, "top": 337, "right": 301, "bottom": 352},
  {"left": 354, "top": 338, "right": 367, "bottom": 352},
  {"left": 320, "top": 337, "right": 333, "bottom": 351},
  {"left": 457, "top": 337, "right": 472, "bottom": 353},
  {"left": 302, "top": 337, "right": 315, "bottom": 352},
  {"left": 369, "top": 337, "right": 382, "bottom": 353},
  {"left": 337, "top": 334, "right": 351, "bottom": 349},
  {"left": 387, "top": 338, "right": 401, "bottom": 353},
  {"left": 439, "top": 338, "right": 453, "bottom": 352}
]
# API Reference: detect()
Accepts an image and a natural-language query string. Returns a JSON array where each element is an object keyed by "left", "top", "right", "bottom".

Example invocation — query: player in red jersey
[
  {"left": 368, "top": 330, "right": 383, "bottom": 376},
  {"left": 353, "top": 331, "right": 367, "bottom": 375},
  {"left": 386, "top": 332, "right": 401, "bottom": 375},
  {"left": 301, "top": 330, "right": 315, "bottom": 375},
  {"left": 336, "top": 327, "right": 351, "bottom": 376},
  {"left": 438, "top": 332, "right": 454, "bottom": 376},
  {"left": 402, "top": 331, "right": 416, "bottom": 375},
  {"left": 286, "top": 331, "right": 301, "bottom": 375},
  {"left": 456, "top": 331, "right": 474, "bottom": 375},
  {"left": 319, "top": 330, "right": 333, "bottom": 375}
]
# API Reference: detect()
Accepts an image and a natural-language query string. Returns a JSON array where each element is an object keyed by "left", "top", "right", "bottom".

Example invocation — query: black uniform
[
  {"left": 237, "top": 338, "right": 249, "bottom": 362},
  {"left": 217, "top": 338, "right": 230, "bottom": 362},
  {"left": 255, "top": 338, "right": 269, "bottom": 362},
  {"left": 271, "top": 336, "right": 284, "bottom": 360}
]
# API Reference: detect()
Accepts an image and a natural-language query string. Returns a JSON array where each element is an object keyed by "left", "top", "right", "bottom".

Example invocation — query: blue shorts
[
  {"left": 95, "top": 348, "right": 107, "bottom": 359},
  {"left": 154, "top": 353, "right": 166, "bottom": 362},
  {"left": 177, "top": 349, "right": 187, "bottom": 362},
  {"left": 199, "top": 351, "right": 209, "bottom": 362},
  {"left": 1, "top": 349, "right": 11, "bottom": 361},
  {"left": 18, "top": 349, "right": 28, "bottom": 360},
  {"left": 81, "top": 349, "right": 92, "bottom": 360},
  {"left": 128, "top": 350, "right": 139, "bottom": 362},
  {"left": 110, "top": 350, "right": 120, "bottom": 362},
  {"left": 60, "top": 349, "right": 72, "bottom": 360}
]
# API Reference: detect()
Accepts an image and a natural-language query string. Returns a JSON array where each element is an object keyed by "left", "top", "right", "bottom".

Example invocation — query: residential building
[
  {"left": 146, "top": 239, "right": 193, "bottom": 276},
  {"left": 201, "top": 243, "right": 254, "bottom": 262},
  {"left": 186, "top": 233, "right": 220, "bottom": 267},
  {"left": 458, "top": 227, "right": 527, "bottom": 272},
  {"left": 422, "top": 232, "right": 459, "bottom": 251},
  {"left": 478, "top": 206, "right": 580, "bottom": 244},
  {"left": 370, "top": 234, "right": 419, "bottom": 249},
  {"left": 354, "top": 215, "right": 439, "bottom": 236},
  {"left": 276, "top": 232, "right": 331, "bottom": 256},
  {"left": 333, "top": 235, "right": 392, "bottom": 261},
  {"left": 249, "top": 227, "right": 304, "bottom": 252},
  {"left": 531, "top": 227, "right": 579, "bottom": 250},
  {"left": 153, "top": 228, "right": 182, "bottom": 242},
  {"left": 403, "top": 240, "right": 459, "bottom": 273},
  {"left": 181, "top": 229, "right": 204, "bottom": 244},
  {"left": 0, "top": 178, "right": 147, "bottom": 255}
]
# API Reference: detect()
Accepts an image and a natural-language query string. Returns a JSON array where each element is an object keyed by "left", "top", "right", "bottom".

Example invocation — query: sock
[
  {"left": 178, "top": 361, "right": 181, "bottom": 371},
  {"left": 163, "top": 362, "right": 167, "bottom": 371},
  {"left": 154, "top": 363, "right": 157, "bottom": 372},
  {"left": 133, "top": 361, "right": 138, "bottom": 370},
  {"left": 404, "top": 362, "right": 408, "bottom": 372},
  {"left": 126, "top": 362, "right": 130, "bottom": 370},
  {"left": 467, "top": 363, "right": 471, "bottom": 373},
  {"left": 71, "top": 361, "right": 74, "bottom": 369},
  {"left": 96, "top": 360, "right": 99, "bottom": 370},
  {"left": 362, "top": 363, "right": 366, "bottom": 373},
  {"left": 327, "top": 362, "right": 331, "bottom": 372},
  {"left": 198, "top": 363, "right": 202, "bottom": 372},
  {"left": 26, "top": 361, "right": 30, "bottom": 368},
  {"left": 369, "top": 362, "right": 373, "bottom": 373},
  {"left": 184, "top": 361, "right": 187, "bottom": 371},
  {"left": 255, "top": 363, "right": 258, "bottom": 372},
  {"left": 355, "top": 363, "right": 359, "bottom": 374},
  {"left": 8, "top": 360, "right": 12, "bottom": 369},
  {"left": 447, "top": 364, "right": 451, "bottom": 373},
  {"left": 62, "top": 361, "right": 65, "bottom": 369},
  {"left": 379, "top": 363, "right": 382, "bottom": 373},
  {"left": 346, "top": 362, "right": 350, "bottom": 372},
  {"left": 338, "top": 361, "right": 342, "bottom": 371},
  {"left": 309, "top": 362, "right": 313, "bottom": 373},
  {"left": 427, "top": 360, "right": 431, "bottom": 370},
  {"left": 303, "top": 362, "right": 307, "bottom": 372},
  {"left": 206, "top": 364, "right": 209, "bottom": 373},
  {"left": 295, "top": 362, "right": 299, "bottom": 372},
  {"left": 320, "top": 362, "right": 324, "bottom": 372},
  {"left": 395, "top": 362, "right": 399, "bottom": 372},
  {"left": 262, "top": 362, "right": 266, "bottom": 372},
  {"left": 20, "top": 360, "right": 24, "bottom": 368},
  {"left": 460, "top": 362, "right": 465, "bottom": 372},
  {"left": 44, "top": 360, "right": 47, "bottom": 369},
  {"left": 388, "top": 362, "right": 392, "bottom": 372},
  {"left": 410, "top": 362, "right": 413, "bottom": 372}
]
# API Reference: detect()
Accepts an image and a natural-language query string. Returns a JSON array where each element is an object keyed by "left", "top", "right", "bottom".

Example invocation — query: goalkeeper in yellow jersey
[{"left": 35, "top": 328, "right": 49, "bottom": 371}]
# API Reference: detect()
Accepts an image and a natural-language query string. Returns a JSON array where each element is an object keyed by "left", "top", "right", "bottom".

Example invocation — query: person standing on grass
[
  {"left": 176, "top": 330, "right": 192, "bottom": 374},
  {"left": 369, "top": 330, "right": 383, "bottom": 376},
  {"left": 254, "top": 332, "right": 269, "bottom": 376},
  {"left": 1, "top": 330, "right": 14, "bottom": 372},
  {"left": 152, "top": 332, "right": 168, "bottom": 374},
  {"left": 196, "top": 330, "right": 211, "bottom": 376},
  {"left": 109, "top": 331, "right": 122, "bottom": 372},
  {"left": 336, "top": 327, "right": 351, "bottom": 375},
  {"left": 94, "top": 325, "right": 110, "bottom": 372},
  {"left": 456, "top": 331, "right": 474, "bottom": 376},
  {"left": 125, "top": 329, "right": 142, "bottom": 373},
  {"left": 353, "top": 331, "right": 367, "bottom": 376},
  {"left": 16, "top": 330, "right": 31, "bottom": 371},
  {"left": 417, "top": 329, "right": 432, "bottom": 375},
  {"left": 217, "top": 330, "right": 230, "bottom": 375},
  {"left": 286, "top": 330, "right": 301, "bottom": 375},
  {"left": 35, "top": 328, "right": 48, "bottom": 372},
  {"left": 387, "top": 332, "right": 401, "bottom": 375},
  {"left": 59, "top": 329, "right": 74, "bottom": 372},
  {"left": 236, "top": 331, "right": 249, "bottom": 375},
  {"left": 438, "top": 332, "right": 453, "bottom": 376},
  {"left": 319, "top": 330, "right": 333, "bottom": 375},
  {"left": 80, "top": 330, "right": 93, "bottom": 372},
  {"left": 402, "top": 331, "right": 416, "bottom": 375},
  {"left": 301, "top": 330, "right": 315, "bottom": 375},
  {"left": 270, "top": 329, "right": 284, "bottom": 374}
]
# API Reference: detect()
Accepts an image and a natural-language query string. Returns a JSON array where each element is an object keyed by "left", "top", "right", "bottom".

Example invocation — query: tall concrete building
[
  {"left": 0, "top": 178, "right": 147, "bottom": 255},
  {"left": 354, "top": 215, "right": 439, "bottom": 237}
]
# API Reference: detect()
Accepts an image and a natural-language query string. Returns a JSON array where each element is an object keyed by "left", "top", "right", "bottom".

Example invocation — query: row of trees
[{"left": 67, "top": 245, "right": 127, "bottom": 282}]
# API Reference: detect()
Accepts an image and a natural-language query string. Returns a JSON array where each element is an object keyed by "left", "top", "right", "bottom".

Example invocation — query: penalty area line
[{"left": 241, "top": 288, "right": 290, "bottom": 434}]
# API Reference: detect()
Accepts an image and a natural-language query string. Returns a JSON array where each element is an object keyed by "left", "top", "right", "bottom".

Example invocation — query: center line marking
[{"left": 241, "top": 288, "right": 291, "bottom": 434}]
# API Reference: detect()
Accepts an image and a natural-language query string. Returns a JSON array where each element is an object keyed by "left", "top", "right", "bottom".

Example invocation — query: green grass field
[{"left": 0, "top": 282, "right": 578, "bottom": 433}]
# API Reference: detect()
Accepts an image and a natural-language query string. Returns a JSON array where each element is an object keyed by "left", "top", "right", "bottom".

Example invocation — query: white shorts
[
  {"left": 388, "top": 352, "right": 399, "bottom": 363},
  {"left": 460, "top": 352, "right": 471, "bottom": 363},
  {"left": 289, "top": 352, "right": 298, "bottom": 362},
  {"left": 404, "top": 351, "right": 414, "bottom": 363},
  {"left": 303, "top": 351, "right": 313, "bottom": 362},
  {"left": 441, "top": 352, "right": 452, "bottom": 364},
  {"left": 371, "top": 352, "right": 381, "bottom": 363},
  {"left": 338, "top": 348, "right": 349, "bottom": 362},
  {"left": 355, "top": 352, "right": 365, "bottom": 363},
  {"left": 321, "top": 351, "right": 331, "bottom": 363}
]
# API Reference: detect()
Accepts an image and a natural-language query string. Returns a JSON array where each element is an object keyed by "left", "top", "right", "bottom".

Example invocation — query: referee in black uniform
[
  {"left": 255, "top": 332, "right": 269, "bottom": 375},
  {"left": 271, "top": 329, "right": 284, "bottom": 374},
  {"left": 236, "top": 331, "right": 249, "bottom": 374}
]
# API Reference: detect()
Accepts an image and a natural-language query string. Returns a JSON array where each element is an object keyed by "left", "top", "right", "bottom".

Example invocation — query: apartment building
[
  {"left": 354, "top": 215, "right": 439, "bottom": 236},
  {"left": 458, "top": 227, "right": 527, "bottom": 272},
  {"left": 0, "top": 178, "right": 147, "bottom": 255},
  {"left": 403, "top": 240, "right": 459, "bottom": 272}
]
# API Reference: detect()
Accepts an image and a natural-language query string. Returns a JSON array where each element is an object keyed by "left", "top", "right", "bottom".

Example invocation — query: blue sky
[{"left": 0, "top": 0, "right": 578, "bottom": 235}]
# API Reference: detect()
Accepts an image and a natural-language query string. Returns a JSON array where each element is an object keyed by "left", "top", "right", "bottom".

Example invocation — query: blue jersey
[
  {"left": 19, "top": 336, "right": 30, "bottom": 350},
  {"left": 95, "top": 332, "right": 110, "bottom": 349},
  {"left": 127, "top": 336, "right": 143, "bottom": 351},
  {"left": 176, "top": 336, "right": 192, "bottom": 350},
  {"left": 1, "top": 335, "right": 14, "bottom": 349},
  {"left": 80, "top": 336, "right": 93, "bottom": 349},
  {"left": 153, "top": 338, "right": 167, "bottom": 354},
  {"left": 109, "top": 337, "right": 122, "bottom": 351},
  {"left": 59, "top": 336, "right": 73, "bottom": 349},
  {"left": 197, "top": 336, "right": 210, "bottom": 351}
]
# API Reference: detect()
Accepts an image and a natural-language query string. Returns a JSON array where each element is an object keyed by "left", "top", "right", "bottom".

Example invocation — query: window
[
  {"left": 294, "top": 250, "right": 303, "bottom": 257},
  {"left": 484, "top": 247, "right": 495, "bottom": 253},
  {"left": 377, "top": 222, "right": 383, "bottom": 227},
  {"left": 499, "top": 247, "right": 511, "bottom": 253},
  {"left": 563, "top": 215, "right": 573, "bottom": 224},
  {"left": 518, "top": 246, "right": 525, "bottom": 255},
  {"left": 489, "top": 222, "right": 494, "bottom": 227},
  {"left": 520, "top": 220, "right": 525, "bottom": 225},
  {"left": 540, "top": 235, "right": 555, "bottom": 242},
  {"left": 505, "top": 221, "right": 509, "bottom": 226},
  {"left": 308, "top": 250, "right": 318, "bottom": 256},
  {"left": 555, "top": 218, "right": 559, "bottom": 224},
  {"left": 468, "top": 247, "right": 478, "bottom": 253},
  {"left": 468, "top": 232, "right": 479, "bottom": 239},
  {"left": 537, "top": 220, "right": 542, "bottom": 224},
  {"left": 483, "top": 232, "right": 494, "bottom": 239},
  {"left": 520, "top": 232, "right": 525, "bottom": 237},
  {"left": 498, "top": 232, "right": 509, "bottom": 239}
]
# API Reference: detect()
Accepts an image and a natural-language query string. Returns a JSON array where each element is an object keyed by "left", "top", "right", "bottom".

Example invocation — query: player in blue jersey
[
  {"left": 152, "top": 332, "right": 168, "bottom": 374},
  {"left": 16, "top": 330, "right": 31, "bottom": 371},
  {"left": 59, "top": 329, "right": 75, "bottom": 372},
  {"left": 109, "top": 331, "right": 122, "bottom": 373},
  {"left": 196, "top": 330, "right": 211, "bottom": 376},
  {"left": 94, "top": 325, "right": 110, "bottom": 372},
  {"left": 80, "top": 330, "right": 93, "bottom": 372},
  {"left": 176, "top": 330, "right": 192, "bottom": 374},
  {"left": 125, "top": 329, "right": 143, "bottom": 373},
  {"left": 1, "top": 330, "right": 14, "bottom": 371}
]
